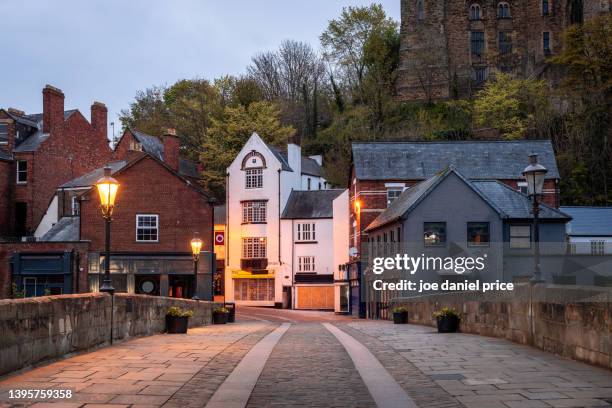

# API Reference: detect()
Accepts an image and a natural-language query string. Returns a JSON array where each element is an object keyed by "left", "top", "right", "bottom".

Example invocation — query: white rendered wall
[
  {"left": 332, "top": 190, "right": 349, "bottom": 312},
  {"left": 34, "top": 195, "right": 59, "bottom": 238}
]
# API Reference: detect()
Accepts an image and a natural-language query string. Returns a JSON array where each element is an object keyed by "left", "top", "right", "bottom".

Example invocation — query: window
[
  {"left": 542, "top": 0, "right": 549, "bottom": 15},
  {"left": 424, "top": 222, "right": 446, "bottom": 246},
  {"left": 468, "top": 222, "right": 490, "bottom": 246},
  {"left": 298, "top": 256, "right": 315, "bottom": 272},
  {"left": 0, "top": 124, "right": 7, "bottom": 144},
  {"left": 470, "top": 4, "right": 481, "bottom": 20},
  {"left": 71, "top": 196, "right": 80, "bottom": 216},
  {"left": 473, "top": 66, "right": 488, "bottom": 83},
  {"left": 590, "top": 240, "right": 605, "bottom": 255},
  {"left": 296, "top": 223, "right": 316, "bottom": 241},
  {"left": 242, "top": 237, "right": 267, "bottom": 259},
  {"left": 509, "top": 225, "right": 531, "bottom": 248},
  {"left": 136, "top": 214, "right": 159, "bottom": 242},
  {"left": 417, "top": 0, "right": 424, "bottom": 20},
  {"left": 543, "top": 32, "right": 551, "bottom": 54},
  {"left": 245, "top": 168, "right": 263, "bottom": 189},
  {"left": 387, "top": 188, "right": 403, "bottom": 206},
  {"left": 16, "top": 160, "right": 27, "bottom": 184},
  {"left": 242, "top": 201, "right": 266, "bottom": 223},
  {"left": 234, "top": 278, "right": 274, "bottom": 301},
  {"left": 307, "top": 177, "right": 312, "bottom": 190},
  {"left": 517, "top": 182, "right": 528, "bottom": 195},
  {"left": 497, "top": 2, "right": 511, "bottom": 18},
  {"left": 471, "top": 31, "right": 485, "bottom": 57},
  {"left": 498, "top": 31, "right": 513, "bottom": 55}
]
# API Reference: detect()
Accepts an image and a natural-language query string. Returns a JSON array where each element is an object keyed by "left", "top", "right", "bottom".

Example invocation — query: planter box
[
  {"left": 436, "top": 315, "right": 459, "bottom": 333},
  {"left": 393, "top": 311, "right": 408, "bottom": 324},
  {"left": 166, "top": 315, "right": 189, "bottom": 334},
  {"left": 213, "top": 311, "right": 228, "bottom": 324}
]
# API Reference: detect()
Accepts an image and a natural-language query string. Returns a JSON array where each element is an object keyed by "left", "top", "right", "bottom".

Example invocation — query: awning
[{"left": 231, "top": 270, "right": 275, "bottom": 279}]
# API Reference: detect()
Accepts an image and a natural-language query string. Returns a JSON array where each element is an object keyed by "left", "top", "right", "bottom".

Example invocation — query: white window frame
[
  {"left": 71, "top": 196, "right": 80, "bottom": 216},
  {"left": 296, "top": 223, "right": 316, "bottom": 242},
  {"left": 0, "top": 123, "right": 7, "bottom": 145},
  {"left": 242, "top": 237, "right": 267, "bottom": 259},
  {"left": 245, "top": 168, "right": 263, "bottom": 189},
  {"left": 16, "top": 160, "right": 27, "bottom": 184},
  {"left": 386, "top": 188, "right": 404, "bottom": 206},
  {"left": 509, "top": 225, "right": 531, "bottom": 248},
  {"left": 298, "top": 256, "right": 315, "bottom": 273},
  {"left": 136, "top": 214, "right": 159, "bottom": 242},
  {"left": 517, "top": 182, "right": 528, "bottom": 195},
  {"left": 242, "top": 201, "right": 267, "bottom": 223},
  {"left": 590, "top": 240, "right": 605, "bottom": 255}
]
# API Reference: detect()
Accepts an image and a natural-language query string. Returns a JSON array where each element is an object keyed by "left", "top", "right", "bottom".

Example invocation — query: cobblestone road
[{"left": 0, "top": 308, "right": 611, "bottom": 408}]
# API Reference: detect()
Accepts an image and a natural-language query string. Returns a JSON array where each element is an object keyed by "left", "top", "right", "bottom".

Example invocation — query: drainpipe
[
  {"left": 226, "top": 172, "right": 229, "bottom": 267},
  {"left": 291, "top": 219, "right": 295, "bottom": 310},
  {"left": 277, "top": 169, "right": 281, "bottom": 264}
]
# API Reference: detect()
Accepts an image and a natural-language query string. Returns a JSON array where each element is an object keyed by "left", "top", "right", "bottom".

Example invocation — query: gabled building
[
  {"left": 224, "top": 132, "right": 345, "bottom": 307},
  {"left": 561, "top": 206, "right": 612, "bottom": 255},
  {"left": 0, "top": 85, "right": 112, "bottom": 239}
]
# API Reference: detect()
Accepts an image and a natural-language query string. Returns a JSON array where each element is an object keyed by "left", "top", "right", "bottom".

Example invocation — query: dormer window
[
  {"left": 497, "top": 2, "right": 511, "bottom": 18},
  {"left": 129, "top": 141, "right": 143, "bottom": 151},
  {"left": 470, "top": 4, "right": 481, "bottom": 20}
]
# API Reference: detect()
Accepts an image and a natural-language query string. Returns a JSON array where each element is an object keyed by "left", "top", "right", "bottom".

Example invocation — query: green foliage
[
  {"left": 214, "top": 307, "right": 230, "bottom": 314},
  {"left": 201, "top": 101, "right": 295, "bottom": 197},
  {"left": 433, "top": 307, "right": 459, "bottom": 319},
  {"left": 167, "top": 307, "right": 194, "bottom": 317},
  {"left": 473, "top": 73, "right": 550, "bottom": 139},
  {"left": 392, "top": 306, "right": 408, "bottom": 313},
  {"left": 11, "top": 282, "right": 25, "bottom": 299}
]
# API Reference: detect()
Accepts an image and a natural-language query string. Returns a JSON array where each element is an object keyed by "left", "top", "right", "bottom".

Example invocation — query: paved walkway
[{"left": 0, "top": 308, "right": 611, "bottom": 408}]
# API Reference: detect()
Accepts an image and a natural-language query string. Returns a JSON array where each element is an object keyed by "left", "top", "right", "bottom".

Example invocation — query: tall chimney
[
  {"left": 42, "top": 85, "right": 64, "bottom": 134},
  {"left": 91, "top": 101, "right": 108, "bottom": 138},
  {"left": 162, "top": 127, "right": 180, "bottom": 172}
]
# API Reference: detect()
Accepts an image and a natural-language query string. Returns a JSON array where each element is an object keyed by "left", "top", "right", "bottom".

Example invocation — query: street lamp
[
  {"left": 522, "top": 153, "right": 548, "bottom": 284},
  {"left": 190, "top": 236, "right": 203, "bottom": 300},
  {"left": 96, "top": 166, "right": 119, "bottom": 294}
]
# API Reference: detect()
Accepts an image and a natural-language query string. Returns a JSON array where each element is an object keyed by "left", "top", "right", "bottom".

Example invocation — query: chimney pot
[
  {"left": 91, "top": 101, "right": 108, "bottom": 139},
  {"left": 7, "top": 108, "right": 25, "bottom": 117},
  {"left": 42, "top": 85, "right": 65, "bottom": 133},
  {"left": 162, "top": 127, "right": 180, "bottom": 172}
]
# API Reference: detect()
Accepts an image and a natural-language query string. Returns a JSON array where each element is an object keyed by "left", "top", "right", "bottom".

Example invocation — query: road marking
[
  {"left": 205, "top": 323, "right": 290, "bottom": 408},
  {"left": 323, "top": 323, "right": 418, "bottom": 408}
]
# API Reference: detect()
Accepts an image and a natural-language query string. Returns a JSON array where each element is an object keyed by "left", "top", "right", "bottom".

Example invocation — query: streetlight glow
[
  {"left": 191, "top": 237, "right": 203, "bottom": 261},
  {"left": 96, "top": 167, "right": 119, "bottom": 219}
]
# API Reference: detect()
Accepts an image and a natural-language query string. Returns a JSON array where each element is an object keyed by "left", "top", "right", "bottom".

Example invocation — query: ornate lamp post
[
  {"left": 96, "top": 167, "right": 119, "bottom": 294},
  {"left": 190, "top": 236, "right": 203, "bottom": 300},
  {"left": 522, "top": 154, "right": 548, "bottom": 284}
]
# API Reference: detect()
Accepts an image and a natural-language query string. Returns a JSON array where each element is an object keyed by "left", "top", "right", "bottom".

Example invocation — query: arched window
[
  {"left": 497, "top": 2, "right": 511, "bottom": 18},
  {"left": 417, "top": 0, "right": 424, "bottom": 20},
  {"left": 470, "top": 4, "right": 481, "bottom": 20}
]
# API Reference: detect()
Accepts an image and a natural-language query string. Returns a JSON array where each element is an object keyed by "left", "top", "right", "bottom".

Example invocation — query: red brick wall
[
  {"left": 27, "top": 112, "right": 111, "bottom": 234},
  {"left": 0, "top": 241, "right": 90, "bottom": 299},
  {"left": 80, "top": 156, "right": 213, "bottom": 253},
  {"left": 0, "top": 160, "right": 11, "bottom": 237}
]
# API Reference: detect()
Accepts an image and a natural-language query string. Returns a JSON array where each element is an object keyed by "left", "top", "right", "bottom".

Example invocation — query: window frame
[
  {"left": 71, "top": 196, "right": 80, "bottom": 216},
  {"left": 241, "top": 237, "right": 267, "bottom": 259},
  {"left": 245, "top": 168, "right": 263, "bottom": 189},
  {"left": 16, "top": 160, "right": 27, "bottom": 184},
  {"left": 386, "top": 188, "right": 403, "bottom": 206},
  {"left": 543, "top": 31, "right": 551, "bottom": 54},
  {"left": 417, "top": 0, "right": 424, "bottom": 20},
  {"left": 498, "top": 31, "right": 513, "bottom": 55},
  {"left": 509, "top": 224, "right": 531, "bottom": 249},
  {"left": 471, "top": 30, "right": 485, "bottom": 57},
  {"left": 0, "top": 123, "right": 8, "bottom": 145},
  {"left": 298, "top": 256, "right": 316, "bottom": 273},
  {"left": 296, "top": 222, "right": 317, "bottom": 242},
  {"left": 241, "top": 200, "right": 267, "bottom": 224},
  {"left": 467, "top": 222, "right": 490, "bottom": 247},
  {"left": 135, "top": 214, "right": 159, "bottom": 243},
  {"left": 590, "top": 240, "right": 605, "bottom": 255},
  {"left": 542, "top": 0, "right": 549, "bottom": 15},
  {"left": 469, "top": 4, "right": 481, "bottom": 20},
  {"left": 497, "top": 2, "right": 511, "bottom": 18},
  {"left": 423, "top": 222, "right": 447, "bottom": 247}
]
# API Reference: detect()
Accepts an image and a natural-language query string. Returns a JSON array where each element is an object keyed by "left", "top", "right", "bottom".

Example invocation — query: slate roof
[
  {"left": 267, "top": 146, "right": 293, "bottom": 171},
  {"left": 179, "top": 157, "right": 200, "bottom": 178},
  {"left": 281, "top": 189, "right": 345, "bottom": 219},
  {"left": 60, "top": 160, "right": 128, "bottom": 188},
  {"left": 352, "top": 140, "right": 560, "bottom": 181},
  {"left": 267, "top": 145, "right": 323, "bottom": 176},
  {"left": 41, "top": 217, "right": 80, "bottom": 241},
  {"left": 365, "top": 167, "right": 569, "bottom": 232},
  {"left": 214, "top": 205, "right": 226, "bottom": 225},
  {"left": 0, "top": 150, "right": 12, "bottom": 161},
  {"left": 560, "top": 206, "right": 612, "bottom": 237},
  {"left": 13, "top": 110, "right": 79, "bottom": 152}
]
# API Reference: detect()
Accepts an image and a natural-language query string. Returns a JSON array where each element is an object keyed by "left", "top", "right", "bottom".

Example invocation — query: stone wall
[
  {"left": 391, "top": 284, "right": 612, "bottom": 370},
  {"left": 0, "top": 293, "right": 219, "bottom": 376}
]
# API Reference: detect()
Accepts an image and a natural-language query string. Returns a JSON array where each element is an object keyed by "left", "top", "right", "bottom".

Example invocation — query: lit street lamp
[
  {"left": 190, "top": 236, "right": 203, "bottom": 300},
  {"left": 522, "top": 153, "right": 548, "bottom": 284},
  {"left": 96, "top": 166, "right": 119, "bottom": 294}
]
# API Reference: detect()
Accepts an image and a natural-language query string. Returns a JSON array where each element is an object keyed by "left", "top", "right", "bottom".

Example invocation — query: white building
[
  {"left": 225, "top": 132, "right": 348, "bottom": 308},
  {"left": 561, "top": 206, "right": 612, "bottom": 255}
]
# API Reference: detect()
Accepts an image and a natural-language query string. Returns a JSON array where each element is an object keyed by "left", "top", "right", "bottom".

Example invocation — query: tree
[
  {"left": 200, "top": 101, "right": 295, "bottom": 197},
  {"left": 473, "top": 72, "right": 550, "bottom": 139},
  {"left": 119, "top": 86, "right": 171, "bottom": 137}
]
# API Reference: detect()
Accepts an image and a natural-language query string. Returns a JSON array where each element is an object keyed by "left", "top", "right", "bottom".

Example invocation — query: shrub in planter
[
  {"left": 213, "top": 307, "right": 229, "bottom": 324},
  {"left": 166, "top": 307, "right": 194, "bottom": 334},
  {"left": 433, "top": 307, "right": 460, "bottom": 333},
  {"left": 392, "top": 306, "right": 409, "bottom": 324}
]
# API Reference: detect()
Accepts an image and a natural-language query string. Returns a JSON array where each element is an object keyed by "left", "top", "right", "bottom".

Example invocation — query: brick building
[
  {"left": 0, "top": 85, "right": 112, "bottom": 239},
  {"left": 397, "top": 0, "right": 611, "bottom": 101}
]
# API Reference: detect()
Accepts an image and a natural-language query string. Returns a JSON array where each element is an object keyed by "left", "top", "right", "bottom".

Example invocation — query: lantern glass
[
  {"left": 96, "top": 169, "right": 119, "bottom": 217},
  {"left": 522, "top": 154, "right": 548, "bottom": 197},
  {"left": 191, "top": 237, "right": 203, "bottom": 257}
]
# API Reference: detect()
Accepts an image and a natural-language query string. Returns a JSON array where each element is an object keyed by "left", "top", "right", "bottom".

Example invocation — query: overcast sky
[{"left": 0, "top": 1, "right": 400, "bottom": 140}]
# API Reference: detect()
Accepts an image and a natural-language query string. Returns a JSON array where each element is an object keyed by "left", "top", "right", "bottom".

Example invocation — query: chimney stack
[
  {"left": 42, "top": 85, "right": 65, "bottom": 133},
  {"left": 91, "top": 101, "right": 108, "bottom": 139},
  {"left": 162, "top": 127, "right": 180, "bottom": 172}
]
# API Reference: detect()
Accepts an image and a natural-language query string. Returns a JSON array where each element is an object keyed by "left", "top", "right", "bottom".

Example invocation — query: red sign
[{"left": 214, "top": 231, "right": 225, "bottom": 245}]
